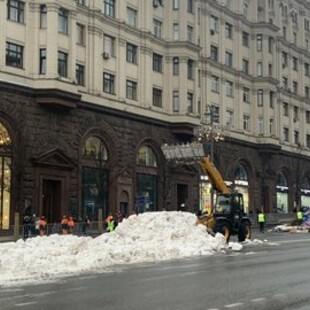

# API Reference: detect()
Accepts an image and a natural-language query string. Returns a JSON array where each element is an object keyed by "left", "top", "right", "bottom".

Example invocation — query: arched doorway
[
  {"left": 135, "top": 145, "right": 158, "bottom": 213},
  {"left": 0, "top": 122, "right": 11, "bottom": 229},
  {"left": 276, "top": 172, "right": 289, "bottom": 213}
]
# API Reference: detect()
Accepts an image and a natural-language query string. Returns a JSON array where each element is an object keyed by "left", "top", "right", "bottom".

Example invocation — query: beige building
[{"left": 1, "top": 0, "right": 310, "bottom": 227}]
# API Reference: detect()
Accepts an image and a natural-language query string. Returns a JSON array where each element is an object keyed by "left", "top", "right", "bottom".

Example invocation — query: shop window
[{"left": 0, "top": 122, "right": 11, "bottom": 230}]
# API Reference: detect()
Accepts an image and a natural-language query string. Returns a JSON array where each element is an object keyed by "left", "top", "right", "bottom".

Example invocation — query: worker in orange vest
[
  {"left": 68, "top": 216, "right": 75, "bottom": 234},
  {"left": 38, "top": 216, "right": 47, "bottom": 236},
  {"left": 61, "top": 215, "right": 68, "bottom": 234}
]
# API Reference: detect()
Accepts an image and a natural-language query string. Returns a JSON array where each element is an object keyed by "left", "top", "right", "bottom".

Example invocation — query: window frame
[
  {"left": 6, "top": 42, "right": 23, "bottom": 68},
  {"left": 7, "top": 0, "right": 24, "bottom": 23},
  {"left": 58, "top": 51, "right": 68, "bottom": 77},
  {"left": 103, "top": 72, "right": 115, "bottom": 94},
  {"left": 126, "top": 80, "right": 137, "bottom": 100}
]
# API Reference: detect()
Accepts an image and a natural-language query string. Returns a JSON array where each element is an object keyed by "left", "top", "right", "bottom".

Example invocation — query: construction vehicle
[
  {"left": 196, "top": 156, "right": 251, "bottom": 242},
  {"left": 161, "top": 142, "right": 251, "bottom": 242}
]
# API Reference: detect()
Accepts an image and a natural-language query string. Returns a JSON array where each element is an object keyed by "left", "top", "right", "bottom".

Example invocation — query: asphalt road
[{"left": 1, "top": 230, "right": 310, "bottom": 310}]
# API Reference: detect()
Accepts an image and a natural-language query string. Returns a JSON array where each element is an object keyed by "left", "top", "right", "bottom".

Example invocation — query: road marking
[
  {"left": 225, "top": 303, "right": 244, "bottom": 308},
  {"left": 251, "top": 297, "right": 266, "bottom": 302},
  {"left": 15, "top": 302, "right": 38, "bottom": 307}
]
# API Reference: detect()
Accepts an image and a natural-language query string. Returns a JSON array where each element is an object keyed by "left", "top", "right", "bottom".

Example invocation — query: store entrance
[{"left": 42, "top": 179, "right": 61, "bottom": 223}]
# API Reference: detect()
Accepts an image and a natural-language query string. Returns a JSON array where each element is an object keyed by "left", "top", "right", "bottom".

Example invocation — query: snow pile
[{"left": 0, "top": 211, "right": 241, "bottom": 287}]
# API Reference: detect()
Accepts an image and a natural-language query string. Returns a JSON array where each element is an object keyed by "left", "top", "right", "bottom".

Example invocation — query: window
[
  {"left": 257, "top": 62, "right": 262, "bottom": 76},
  {"left": 126, "top": 43, "right": 138, "bottom": 64},
  {"left": 270, "top": 118, "right": 274, "bottom": 135},
  {"left": 293, "top": 81, "right": 298, "bottom": 94},
  {"left": 307, "top": 135, "right": 310, "bottom": 148},
  {"left": 268, "top": 37, "right": 274, "bottom": 53},
  {"left": 283, "top": 26, "right": 286, "bottom": 39},
  {"left": 126, "top": 80, "right": 137, "bottom": 100},
  {"left": 293, "top": 32, "right": 297, "bottom": 45},
  {"left": 211, "top": 75, "right": 219, "bottom": 92},
  {"left": 127, "top": 7, "right": 137, "bottom": 27},
  {"left": 6, "top": 42, "right": 23, "bottom": 68},
  {"left": 58, "top": 8, "right": 68, "bottom": 34},
  {"left": 243, "top": 87, "right": 250, "bottom": 102},
  {"left": 305, "top": 18, "right": 310, "bottom": 31},
  {"left": 153, "top": 19, "right": 162, "bottom": 38},
  {"left": 242, "top": 32, "right": 249, "bottom": 47},
  {"left": 225, "top": 81, "right": 233, "bottom": 97},
  {"left": 306, "top": 39, "right": 309, "bottom": 52},
  {"left": 283, "top": 102, "right": 289, "bottom": 116},
  {"left": 242, "top": 59, "right": 249, "bottom": 74},
  {"left": 187, "top": 0, "right": 193, "bottom": 13},
  {"left": 103, "top": 0, "right": 115, "bottom": 17},
  {"left": 243, "top": 2, "right": 248, "bottom": 17},
  {"left": 187, "top": 25, "right": 193, "bottom": 42},
  {"left": 173, "top": 91, "right": 179, "bottom": 112},
  {"left": 40, "top": 5, "right": 47, "bottom": 28},
  {"left": 282, "top": 52, "right": 287, "bottom": 68},
  {"left": 153, "top": 88, "right": 162, "bottom": 107},
  {"left": 173, "top": 0, "right": 179, "bottom": 10},
  {"left": 294, "top": 131, "right": 299, "bottom": 145},
  {"left": 305, "top": 63, "right": 310, "bottom": 76},
  {"left": 104, "top": 35, "right": 115, "bottom": 56},
  {"left": 268, "top": 64, "right": 273, "bottom": 77},
  {"left": 283, "top": 127, "right": 289, "bottom": 142},
  {"left": 307, "top": 111, "right": 310, "bottom": 123},
  {"left": 39, "top": 48, "right": 46, "bottom": 74},
  {"left": 76, "top": 64, "right": 85, "bottom": 86},
  {"left": 77, "top": 24, "right": 85, "bottom": 45},
  {"left": 173, "top": 57, "right": 179, "bottom": 76},
  {"left": 257, "top": 89, "right": 264, "bottom": 106},
  {"left": 226, "top": 110, "right": 233, "bottom": 126},
  {"left": 77, "top": 0, "right": 85, "bottom": 4},
  {"left": 225, "top": 52, "right": 233, "bottom": 68},
  {"left": 210, "top": 45, "right": 218, "bottom": 62},
  {"left": 210, "top": 15, "right": 218, "bottom": 33},
  {"left": 187, "top": 59, "right": 194, "bottom": 79},
  {"left": 293, "top": 106, "right": 299, "bottom": 121},
  {"left": 58, "top": 51, "right": 68, "bottom": 77},
  {"left": 270, "top": 91, "right": 275, "bottom": 109},
  {"left": 187, "top": 92, "right": 193, "bottom": 113},
  {"left": 7, "top": 0, "right": 24, "bottom": 23},
  {"left": 305, "top": 86, "right": 310, "bottom": 99},
  {"left": 282, "top": 77, "right": 288, "bottom": 90},
  {"left": 257, "top": 117, "right": 264, "bottom": 134},
  {"left": 243, "top": 115, "right": 250, "bottom": 131},
  {"left": 153, "top": 53, "right": 163, "bottom": 72},
  {"left": 173, "top": 24, "right": 179, "bottom": 40},
  {"left": 225, "top": 23, "right": 233, "bottom": 39},
  {"left": 292, "top": 57, "right": 298, "bottom": 71},
  {"left": 103, "top": 72, "right": 115, "bottom": 94},
  {"left": 256, "top": 34, "right": 262, "bottom": 51}
]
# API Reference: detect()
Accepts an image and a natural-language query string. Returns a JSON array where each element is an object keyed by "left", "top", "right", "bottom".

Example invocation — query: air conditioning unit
[
  {"left": 103, "top": 52, "right": 110, "bottom": 59},
  {"left": 210, "top": 29, "right": 215, "bottom": 35}
]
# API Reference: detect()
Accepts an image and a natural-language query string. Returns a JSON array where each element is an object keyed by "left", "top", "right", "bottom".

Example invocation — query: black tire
[
  {"left": 238, "top": 222, "right": 251, "bottom": 242},
  {"left": 214, "top": 222, "right": 231, "bottom": 242}
]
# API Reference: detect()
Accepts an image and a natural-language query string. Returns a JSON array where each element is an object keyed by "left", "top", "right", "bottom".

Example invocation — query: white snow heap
[{"left": 0, "top": 211, "right": 241, "bottom": 287}]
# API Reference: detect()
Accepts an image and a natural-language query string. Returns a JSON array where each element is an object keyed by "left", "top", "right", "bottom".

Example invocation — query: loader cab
[{"left": 214, "top": 193, "right": 245, "bottom": 217}]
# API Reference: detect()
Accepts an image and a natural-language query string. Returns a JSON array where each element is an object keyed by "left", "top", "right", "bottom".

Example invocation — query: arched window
[
  {"left": 0, "top": 122, "right": 11, "bottom": 229},
  {"left": 136, "top": 146, "right": 157, "bottom": 167},
  {"left": 277, "top": 172, "right": 288, "bottom": 187},
  {"left": 136, "top": 145, "right": 158, "bottom": 213},
  {"left": 81, "top": 136, "right": 109, "bottom": 220},
  {"left": 83, "top": 136, "right": 108, "bottom": 161},
  {"left": 234, "top": 164, "right": 248, "bottom": 181}
]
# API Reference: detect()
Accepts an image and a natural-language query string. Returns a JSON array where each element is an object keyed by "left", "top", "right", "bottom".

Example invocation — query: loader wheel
[
  {"left": 238, "top": 222, "right": 251, "bottom": 242},
  {"left": 215, "top": 222, "right": 231, "bottom": 242}
]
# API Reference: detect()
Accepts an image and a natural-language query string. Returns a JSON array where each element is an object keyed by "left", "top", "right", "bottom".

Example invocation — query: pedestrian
[
  {"left": 38, "top": 216, "right": 47, "bottom": 236},
  {"left": 258, "top": 209, "right": 265, "bottom": 233},
  {"left": 33, "top": 214, "right": 40, "bottom": 235},
  {"left": 81, "top": 215, "right": 90, "bottom": 234},
  {"left": 105, "top": 212, "right": 115, "bottom": 232},
  {"left": 296, "top": 208, "right": 303, "bottom": 225},
  {"left": 61, "top": 215, "right": 69, "bottom": 234},
  {"left": 68, "top": 216, "right": 75, "bottom": 234},
  {"left": 23, "top": 214, "right": 32, "bottom": 239}
]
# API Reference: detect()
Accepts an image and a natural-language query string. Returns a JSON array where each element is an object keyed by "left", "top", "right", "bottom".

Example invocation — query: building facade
[{"left": 1, "top": 0, "right": 310, "bottom": 227}]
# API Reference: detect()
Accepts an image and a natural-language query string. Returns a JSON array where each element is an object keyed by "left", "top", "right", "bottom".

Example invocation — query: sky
[{"left": 0, "top": 211, "right": 264, "bottom": 287}]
